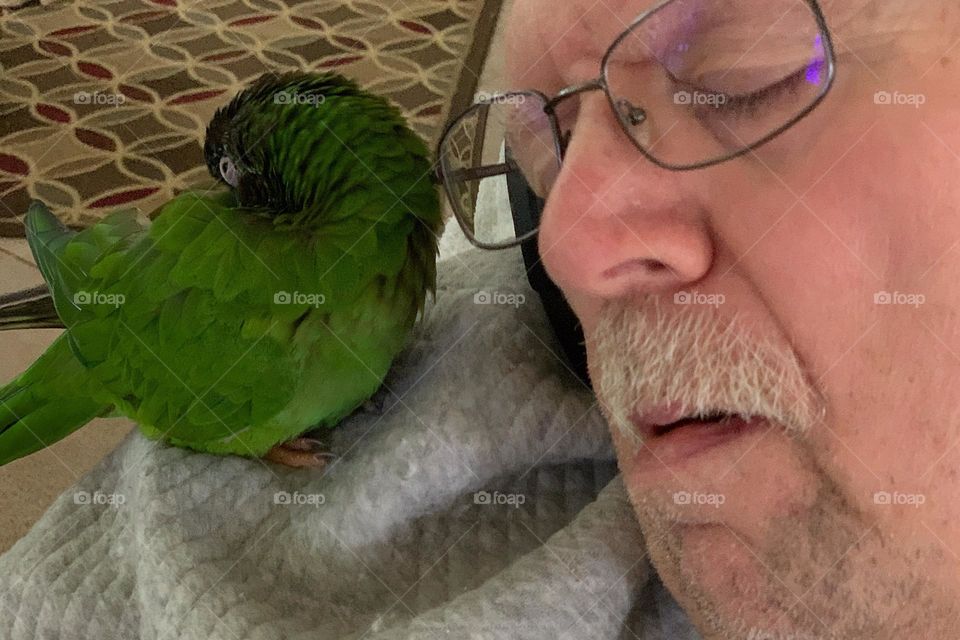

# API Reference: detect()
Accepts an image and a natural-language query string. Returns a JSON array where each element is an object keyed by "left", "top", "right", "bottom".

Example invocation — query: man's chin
[{"left": 646, "top": 523, "right": 820, "bottom": 640}]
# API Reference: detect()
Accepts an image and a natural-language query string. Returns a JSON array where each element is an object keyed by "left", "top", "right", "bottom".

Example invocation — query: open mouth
[
  {"left": 649, "top": 412, "right": 739, "bottom": 438},
  {"left": 626, "top": 406, "right": 765, "bottom": 469}
]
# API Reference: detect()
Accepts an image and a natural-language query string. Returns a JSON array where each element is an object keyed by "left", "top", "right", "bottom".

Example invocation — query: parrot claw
[
  {"left": 280, "top": 437, "right": 326, "bottom": 452},
  {"left": 263, "top": 437, "right": 335, "bottom": 468}
]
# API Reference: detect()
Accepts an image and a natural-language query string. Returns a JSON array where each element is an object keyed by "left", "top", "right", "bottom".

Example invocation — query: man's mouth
[
  {"left": 649, "top": 411, "right": 738, "bottom": 437},
  {"left": 627, "top": 404, "right": 767, "bottom": 469}
]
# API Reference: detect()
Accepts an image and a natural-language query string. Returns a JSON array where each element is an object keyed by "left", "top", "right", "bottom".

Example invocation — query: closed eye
[
  {"left": 219, "top": 156, "right": 238, "bottom": 187},
  {"left": 690, "top": 65, "right": 809, "bottom": 121}
]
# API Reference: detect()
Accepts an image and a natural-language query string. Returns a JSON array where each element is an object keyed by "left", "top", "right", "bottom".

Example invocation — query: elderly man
[
  {"left": 437, "top": 0, "right": 960, "bottom": 637},
  {"left": 1, "top": 1, "right": 957, "bottom": 638}
]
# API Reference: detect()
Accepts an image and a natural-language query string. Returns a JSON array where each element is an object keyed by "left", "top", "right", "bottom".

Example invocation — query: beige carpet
[{"left": 0, "top": 0, "right": 503, "bottom": 235}]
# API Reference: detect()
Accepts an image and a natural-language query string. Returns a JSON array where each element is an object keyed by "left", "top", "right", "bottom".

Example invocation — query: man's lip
[{"left": 627, "top": 405, "right": 767, "bottom": 470}]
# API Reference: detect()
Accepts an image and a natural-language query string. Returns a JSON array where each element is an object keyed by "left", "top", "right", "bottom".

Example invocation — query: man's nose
[{"left": 537, "top": 96, "right": 714, "bottom": 301}]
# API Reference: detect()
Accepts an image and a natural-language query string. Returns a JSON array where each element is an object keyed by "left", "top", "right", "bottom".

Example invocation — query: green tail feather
[
  {"left": 0, "top": 335, "right": 109, "bottom": 466},
  {"left": 0, "top": 285, "right": 62, "bottom": 331}
]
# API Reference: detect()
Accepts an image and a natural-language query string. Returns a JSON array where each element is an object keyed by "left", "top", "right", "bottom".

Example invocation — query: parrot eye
[{"left": 219, "top": 156, "right": 238, "bottom": 188}]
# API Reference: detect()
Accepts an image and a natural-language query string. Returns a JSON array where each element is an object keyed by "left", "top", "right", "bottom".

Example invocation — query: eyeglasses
[{"left": 436, "top": 0, "right": 836, "bottom": 249}]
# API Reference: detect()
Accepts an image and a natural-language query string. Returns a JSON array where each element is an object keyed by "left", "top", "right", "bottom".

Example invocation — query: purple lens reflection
[{"left": 805, "top": 33, "right": 826, "bottom": 86}]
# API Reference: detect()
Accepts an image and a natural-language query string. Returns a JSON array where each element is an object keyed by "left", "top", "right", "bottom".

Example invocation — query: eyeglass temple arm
[
  {"left": 432, "top": 160, "right": 517, "bottom": 185},
  {"left": 431, "top": 79, "right": 604, "bottom": 186}
]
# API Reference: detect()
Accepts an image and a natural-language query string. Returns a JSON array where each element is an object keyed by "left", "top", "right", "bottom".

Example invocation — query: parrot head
[{"left": 203, "top": 71, "right": 393, "bottom": 218}]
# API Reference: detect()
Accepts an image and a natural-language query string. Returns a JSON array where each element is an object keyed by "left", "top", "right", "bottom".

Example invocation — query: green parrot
[{"left": 0, "top": 71, "right": 441, "bottom": 468}]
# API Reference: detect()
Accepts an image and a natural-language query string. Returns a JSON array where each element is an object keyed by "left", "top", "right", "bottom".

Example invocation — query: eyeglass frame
[{"left": 433, "top": 0, "right": 837, "bottom": 250}]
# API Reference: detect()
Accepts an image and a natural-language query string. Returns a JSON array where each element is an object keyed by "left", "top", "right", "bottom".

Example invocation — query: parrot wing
[
  {"left": 25, "top": 201, "right": 145, "bottom": 325},
  {"left": 23, "top": 195, "right": 311, "bottom": 452}
]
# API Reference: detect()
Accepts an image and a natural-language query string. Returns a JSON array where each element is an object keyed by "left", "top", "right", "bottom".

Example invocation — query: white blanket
[{"left": 0, "top": 181, "right": 701, "bottom": 639}]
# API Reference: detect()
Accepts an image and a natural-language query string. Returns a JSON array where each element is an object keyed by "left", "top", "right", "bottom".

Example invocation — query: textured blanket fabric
[
  {"left": 0, "top": 165, "right": 707, "bottom": 638},
  {"left": 0, "top": 239, "right": 680, "bottom": 639}
]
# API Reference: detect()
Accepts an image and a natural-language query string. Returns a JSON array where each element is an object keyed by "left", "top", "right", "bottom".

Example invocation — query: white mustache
[{"left": 589, "top": 296, "right": 826, "bottom": 446}]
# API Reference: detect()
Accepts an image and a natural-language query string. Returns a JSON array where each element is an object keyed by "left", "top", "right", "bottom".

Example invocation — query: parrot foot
[{"left": 263, "top": 438, "right": 335, "bottom": 468}]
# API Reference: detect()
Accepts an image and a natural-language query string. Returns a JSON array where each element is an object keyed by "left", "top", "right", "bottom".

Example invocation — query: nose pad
[{"left": 615, "top": 99, "right": 647, "bottom": 127}]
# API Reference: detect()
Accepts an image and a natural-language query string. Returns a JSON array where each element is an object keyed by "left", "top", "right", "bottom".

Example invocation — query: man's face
[{"left": 506, "top": 1, "right": 960, "bottom": 638}]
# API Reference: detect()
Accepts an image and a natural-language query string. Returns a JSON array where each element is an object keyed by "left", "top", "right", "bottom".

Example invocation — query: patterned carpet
[{"left": 0, "top": 0, "right": 502, "bottom": 236}]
